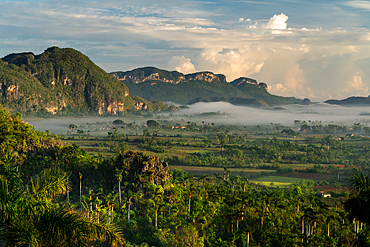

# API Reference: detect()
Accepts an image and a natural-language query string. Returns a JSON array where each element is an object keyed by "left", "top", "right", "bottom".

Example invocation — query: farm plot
[
  {"left": 278, "top": 172, "right": 335, "bottom": 181},
  {"left": 169, "top": 165, "right": 276, "bottom": 178},
  {"left": 250, "top": 176, "right": 314, "bottom": 188}
]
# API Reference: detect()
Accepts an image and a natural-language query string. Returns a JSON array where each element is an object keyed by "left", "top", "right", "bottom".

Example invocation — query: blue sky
[{"left": 1, "top": 0, "right": 370, "bottom": 100}]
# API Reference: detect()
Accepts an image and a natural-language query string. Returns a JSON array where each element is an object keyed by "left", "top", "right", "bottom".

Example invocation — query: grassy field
[
  {"left": 250, "top": 176, "right": 314, "bottom": 188},
  {"left": 170, "top": 165, "right": 276, "bottom": 178}
]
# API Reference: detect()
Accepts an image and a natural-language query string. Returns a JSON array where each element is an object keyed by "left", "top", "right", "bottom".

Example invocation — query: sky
[{"left": 1, "top": 0, "right": 370, "bottom": 101}]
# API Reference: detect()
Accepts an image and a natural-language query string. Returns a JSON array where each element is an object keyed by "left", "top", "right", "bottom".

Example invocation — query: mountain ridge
[
  {"left": 1, "top": 46, "right": 314, "bottom": 116},
  {"left": 111, "top": 67, "right": 307, "bottom": 106},
  {"left": 324, "top": 96, "right": 370, "bottom": 106}
]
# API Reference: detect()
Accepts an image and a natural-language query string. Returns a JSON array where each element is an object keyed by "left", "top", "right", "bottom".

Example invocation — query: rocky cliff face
[
  {"left": 2, "top": 47, "right": 135, "bottom": 116},
  {"left": 258, "top": 82, "right": 268, "bottom": 90},
  {"left": 1, "top": 83, "right": 20, "bottom": 100},
  {"left": 112, "top": 67, "right": 227, "bottom": 84},
  {"left": 117, "top": 73, "right": 186, "bottom": 84},
  {"left": 133, "top": 100, "right": 148, "bottom": 110},
  {"left": 185, "top": 72, "right": 227, "bottom": 82},
  {"left": 230, "top": 77, "right": 268, "bottom": 91}
]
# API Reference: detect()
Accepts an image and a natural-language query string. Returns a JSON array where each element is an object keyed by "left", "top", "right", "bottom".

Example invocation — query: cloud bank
[{"left": 0, "top": 0, "right": 370, "bottom": 101}]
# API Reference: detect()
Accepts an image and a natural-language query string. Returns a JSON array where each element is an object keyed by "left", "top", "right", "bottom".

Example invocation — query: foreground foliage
[{"left": 1, "top": 107, "right": 370, "bottom": 246}]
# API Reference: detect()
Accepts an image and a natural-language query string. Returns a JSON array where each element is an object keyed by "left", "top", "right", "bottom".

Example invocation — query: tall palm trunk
[
  {"left": 111, "top": 205, "right": 114, "bottom": 223},
  {"left": 79, "top": 173, "right": 82, "bottom": 205},
  {"left": 188, "top": 192, "right": 192, "bottom": 217},
  {"left": 96, "top": 204, "right": 99, "bottom": 223},
  {"left": 155, "top": 207, "right": 158, "bottom": 228},
  {"left": 128, "top": 201, "right": 131, "bottom": 224},
  {"left": 241, "top": 204, "right": 244, "bottom": 220},
  {"left": 118, "top": 180, "right": 121, "bottom": 206},
  {"left": 108, "top": 203, "right": 111, "bottom": 224}
]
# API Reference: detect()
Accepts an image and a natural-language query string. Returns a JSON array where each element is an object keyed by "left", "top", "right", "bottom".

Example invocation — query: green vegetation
[
  {"left": 3, "top": 105, "right": 370, "bottom": 246},
  {"left": 230, "top": 79, "right": 299, "bottom": 105},
  {"left": 0, "top": 59, "right": 52, "bottom": 114},
  {"left": 1, "top": 48, "right": 176, "bottom": 117},
  {"left": 111, "top": 67, "right": 303, "bottom": 106},
  {"left": 122, "top": 79, "right": 257, "bottom": 105},
  {"left": 0, "top": 165, "right": 122, "bottom": 246},
  {"left": 131, "top": 96, "right": 177, "bottom": 112},
  {"left": 1, "top": 47, "right": 135, "bottom": 116},
  {"left": 251, "top": 176, "right": 314, "bottom": 188}
]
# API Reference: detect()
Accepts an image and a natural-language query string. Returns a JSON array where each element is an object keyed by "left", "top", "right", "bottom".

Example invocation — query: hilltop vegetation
[
  {"left": 0, "top": 59, "right": 52, "bottom": 113},
  {"left": 111, "top": 67, "right": 305, "bottom": 106},
  {"left": 2, "top": 47, "right": 135, "bottom": 116},
  {"left": 1, "top": 47, "right": 176, "bottom": 117}
]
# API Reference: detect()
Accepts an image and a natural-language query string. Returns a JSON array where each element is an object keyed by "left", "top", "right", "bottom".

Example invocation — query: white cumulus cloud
[
  {"left": 192, "top": 46, "right": 268, "bottom": 81},
  {"left": 262, "top": 13, "right": 288, "bottom": 30},
  {"left": 167, "top": 55, "right": 196, "bottom": 74},
  {"left": 343, "top": 75, "right": 368, "bottom": 93}
]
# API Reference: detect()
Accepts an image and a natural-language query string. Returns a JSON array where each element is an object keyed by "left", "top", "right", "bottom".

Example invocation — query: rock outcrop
[
  {"left": 112, "top": 67, "right": 227, "bottom": 84},
  {"left": 230, "top": 77, "right": 268, "bottom": 91},
  {"left": 185, "top": 72, "right": 226, "bottom": 82}
]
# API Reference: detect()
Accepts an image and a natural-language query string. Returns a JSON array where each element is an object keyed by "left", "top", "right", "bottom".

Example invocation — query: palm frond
[
  {"left": 30, "top": 168, "right": 70, "bottom": 201},
  {"left": 348, "top": 168, "right": 370, "bottom": 193},
  {"left": 36, "top": 207, "right": 123, "bottom": 247}
]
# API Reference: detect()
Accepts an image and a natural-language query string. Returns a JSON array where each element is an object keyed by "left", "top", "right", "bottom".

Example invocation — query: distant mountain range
[
  {"left": 324, "top": 96, "right": 370, "bottom": 106},
  {"left": 4, "top": 46, "right": 364, "bottom": 117},
  {"left": 110, "top": 67, "right": 310, "bottom": 106}
]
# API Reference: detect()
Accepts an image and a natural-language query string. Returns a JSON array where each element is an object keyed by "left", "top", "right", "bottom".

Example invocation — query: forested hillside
[
  {"left": 1, "top": 47, "right": 135, "bottom": 116},
  {"left": 111, "top": 67, "right": 304, "bottom": 106},
  {"left": 1, "top": 47, "right": 176, "bottom": 117},
  {"left": 0, "top": 59, "right": 53, "bottom": 114}
]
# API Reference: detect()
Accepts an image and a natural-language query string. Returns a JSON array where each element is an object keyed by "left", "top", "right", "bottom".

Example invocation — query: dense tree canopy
[{"left": 1, "top": 106, "right": 370, "bottom": 246}]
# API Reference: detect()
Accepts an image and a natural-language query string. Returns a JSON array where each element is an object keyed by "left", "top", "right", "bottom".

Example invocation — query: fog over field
[
  {"left": 173, "top": 102, "right": 370, "bottom": 126},
  {"left": 25, "top": 102, "right": 370, "bottom": 134}
]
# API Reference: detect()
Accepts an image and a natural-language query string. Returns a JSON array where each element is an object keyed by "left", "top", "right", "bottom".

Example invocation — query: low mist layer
[{"left": 25, "top": 102, "right": 370, "bottom": 133}]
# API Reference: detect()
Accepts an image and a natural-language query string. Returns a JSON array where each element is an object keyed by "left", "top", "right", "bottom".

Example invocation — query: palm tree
[
  {"left": 30, "top": 168, "right": 70, "bottom": 201},
  {"left": 127, "top": 190, "right": 134, "bottom": 224},
  {"left": 79, "top": 172, "right": 82, "bottom": 205},
  {"left": 105, "top": 191, "right": 118, "bottom": 224},
  {"left": 220, "top": 138, "right": 226, "bottom": 156},
  {"left": 152, "top": 185, "right": 164, "bottom": 228},
  {"left": 344, "top": 169, "right": 370, "bottom": 225},
  {"left": 0, "top": 159, "right": 122, "bottom": 246},
  {"left": 198, "top": 175, "right": 208, "bottom": 189},
  {"left": 115, "top": 169, "right": 123, "bottom": 207}
]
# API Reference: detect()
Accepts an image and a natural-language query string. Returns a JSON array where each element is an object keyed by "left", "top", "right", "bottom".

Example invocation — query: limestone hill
[{"left": 111, "top": 67, "right": 304, "bottom": 106}]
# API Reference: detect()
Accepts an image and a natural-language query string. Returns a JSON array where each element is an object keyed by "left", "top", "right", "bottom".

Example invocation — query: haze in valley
[{"left": 26, "top": 102, "right": 370, "bottom": 134}]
